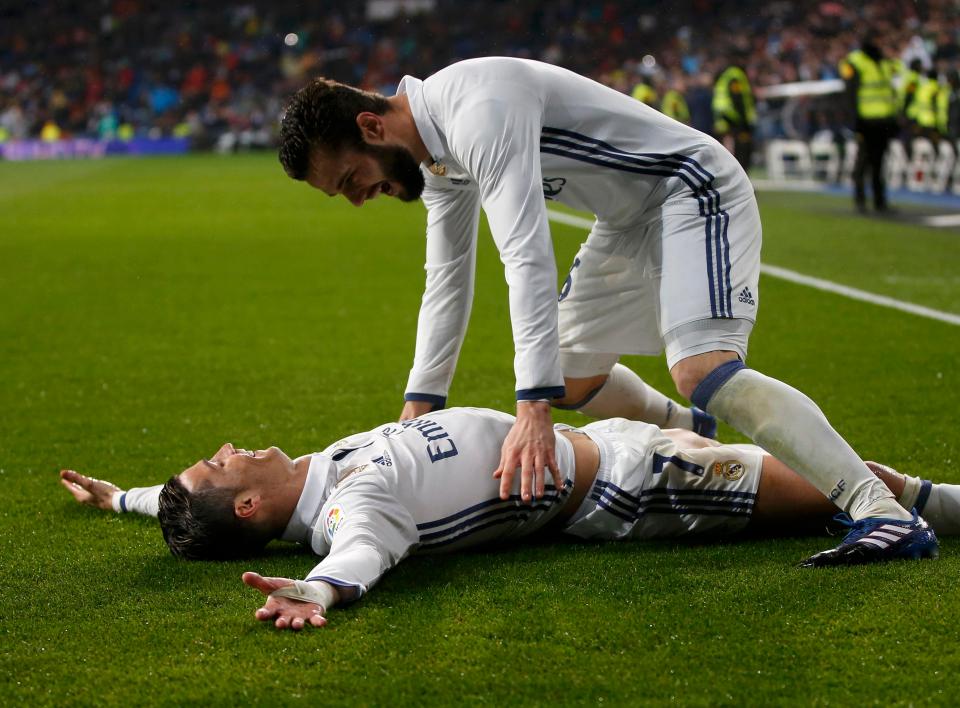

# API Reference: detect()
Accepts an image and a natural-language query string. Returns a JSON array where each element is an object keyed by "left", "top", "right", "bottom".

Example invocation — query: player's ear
[
  {"left": 234, "top": 494, "right": 261, "bottom": 520},
  {"left": 356, "top": 112, "right": 385, "bottom": 143}
]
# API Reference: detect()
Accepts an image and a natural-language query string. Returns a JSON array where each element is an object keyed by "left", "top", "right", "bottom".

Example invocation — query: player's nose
[{"left": 214, "top": 442, "right": 237, "bottom": 459}]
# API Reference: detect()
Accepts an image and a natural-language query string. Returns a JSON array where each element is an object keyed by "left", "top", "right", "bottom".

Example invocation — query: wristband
[
  {"left": 111, "top": 491, "right": 126, "bottom": 513},
  {"left": 519, "top": 398, "right": 550, "bottom": 404}
]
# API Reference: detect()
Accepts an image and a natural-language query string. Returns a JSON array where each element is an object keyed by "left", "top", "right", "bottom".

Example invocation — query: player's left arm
[
  {"left": 59, "top": 469, "right": 162, "bottom": 516},
  {"left": 447, "top": 83, "right": 564, "bottom": 503}
]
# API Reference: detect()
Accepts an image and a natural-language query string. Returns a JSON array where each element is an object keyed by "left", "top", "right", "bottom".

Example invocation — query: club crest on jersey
[
  {"left": 324, "top": 504, "right": 346, "bottom": 541},
  {"left": 428, "top": 161, "right": 447, "bottom": 176},
  {"left": 713, "top": 460, "right": 745, "bottom": 481}
]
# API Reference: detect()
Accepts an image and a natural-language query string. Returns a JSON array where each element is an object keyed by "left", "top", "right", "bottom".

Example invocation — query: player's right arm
[
  {"left": 246, "top": 475, "right": 420, "bottom": 630},
  {"left": 59, "top": 469, "right": 161, "bottom": 516},
  {"left": 402, "top": 179, "right": 481, "bottom": 418}
]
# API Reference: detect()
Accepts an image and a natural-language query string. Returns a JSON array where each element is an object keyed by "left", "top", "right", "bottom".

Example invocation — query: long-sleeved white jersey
[
  {"left": 114, "top": 407, "right": 578, "bottom": 599},
  {"left": 399, "top": 57, "right": 752, "bottom": 405}
]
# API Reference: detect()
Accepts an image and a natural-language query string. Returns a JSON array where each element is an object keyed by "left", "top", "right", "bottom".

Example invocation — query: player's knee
[
  {"left": 670, "top": 352, "right": 742, "bottom": 402},
  {"left": 670, "top": 365, "right": 703, "bottom": 401},
  {"left": 553, "top": 375, "right": 608, "bottom": 410}
]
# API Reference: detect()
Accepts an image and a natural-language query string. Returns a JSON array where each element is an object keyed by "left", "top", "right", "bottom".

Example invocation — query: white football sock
[
  {"left": 576, "top": 364, "right": 694, "bottom": 429},
  {"left": 695, "top": 364, "right": 911, "bottom": 522},
  {"left": 896, "top": 475, "right": 960, "bottom": 536}
]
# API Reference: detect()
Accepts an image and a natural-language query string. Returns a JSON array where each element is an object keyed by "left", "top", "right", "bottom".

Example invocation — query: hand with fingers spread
[
  {"left": 494, "top": 400, "right": 562, "bottom": 503},
  {"left": 59, "top": 469, "right": 122, "bottom": 511},
  {"left": 242, "top": 572, "right": 336, "bottom": 631}
]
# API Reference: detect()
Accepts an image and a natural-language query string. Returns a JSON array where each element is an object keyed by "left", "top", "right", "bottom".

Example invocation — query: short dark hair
[
  {"left": 157, "top": 475, "right": 272, "bottom": 560},
  {"left": 278, "top": 78, "right": 390, "bottom": 180}
]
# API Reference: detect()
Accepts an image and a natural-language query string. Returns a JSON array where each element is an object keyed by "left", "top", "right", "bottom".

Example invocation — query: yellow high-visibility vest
[
  {"left": 937, "top": 82, "right": 951, "bottom": 135},
  {"left": 914, "top": 76, "right": 940, "bottom": 129},
  {"left": 900, "top": 68, "right": 921, "bottom": 117},
  {"left": 712, "top": 66, "right": 755, "bottom": 133},
  {"left": 631, "top": 82, "right": 658, "bottom": 106},
  {"left": 840, "top": 50, "right": 897, "bottom": 119},
  {"left": 661, "top": 89, "right": 690, "bottom": 123}
]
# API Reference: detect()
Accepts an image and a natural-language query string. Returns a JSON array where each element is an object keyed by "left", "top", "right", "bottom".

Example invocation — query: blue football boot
[
  {"left": 798, "top": 509, "right": 939, "bottom": 568},
  {"left": 691, "top": 406, "right": 717, "bottom": 439}
]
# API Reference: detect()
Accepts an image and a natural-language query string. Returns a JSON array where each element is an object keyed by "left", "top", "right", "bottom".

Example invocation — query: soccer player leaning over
[
  {"left": 61, "top": 408, "right": 945, "bottom": 630},
  {"left": 277, "top": 57, "right": 932, "bottom": 565}
]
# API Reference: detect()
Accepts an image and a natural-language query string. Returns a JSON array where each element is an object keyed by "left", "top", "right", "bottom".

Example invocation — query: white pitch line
[
  {"left": 923, "top": 214, "right": 960, "bottom": 227},
  {"left": 546, "top": 208, "right": 960, "bottom": 327}
]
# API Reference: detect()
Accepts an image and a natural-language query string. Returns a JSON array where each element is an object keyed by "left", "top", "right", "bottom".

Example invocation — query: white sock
[
  {"left": 575, "top": 364, "right": 694, "bottom": 429},
  {"left": 697, "top": 364, "right": 911, "bottom": 521},
  {"left": 896, "top": 474, "right": 960, "bottom": 535}
]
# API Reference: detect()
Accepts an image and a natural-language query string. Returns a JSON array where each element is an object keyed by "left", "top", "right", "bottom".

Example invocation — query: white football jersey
[
  {"left": 119, "top": 407, "right": 577, "bottom": 599},
  {"left": 400, "top": 57, "right": 753, "bottom": 404},
  {"left": 286, "top": 407, "right": 577, "bottom": 597}
]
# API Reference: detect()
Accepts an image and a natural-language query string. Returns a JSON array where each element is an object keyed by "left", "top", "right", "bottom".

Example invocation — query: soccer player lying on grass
[{"left": 60, "top": 408, "right": 948, "bottom": 632}]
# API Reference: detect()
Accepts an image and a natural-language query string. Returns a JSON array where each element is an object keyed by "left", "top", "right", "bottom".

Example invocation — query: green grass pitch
[{"left": 2, "top": 154, "right": 959, "bottom": 705}]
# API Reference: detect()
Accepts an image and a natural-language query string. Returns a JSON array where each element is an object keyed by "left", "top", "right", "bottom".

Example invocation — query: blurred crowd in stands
[{"left": 2, "top": 0, "right": 960, "bottom": 152}]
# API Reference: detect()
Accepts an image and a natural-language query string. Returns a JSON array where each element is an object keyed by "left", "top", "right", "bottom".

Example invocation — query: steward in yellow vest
[
  {"left": 838, "top": 38, "right": 898, "bottom": 213},
  {"left": 712, "top": 64, "right": 755, "bottom": 170},
  {"left": 913, "top": 70, "right": 942, "bottom": 141},
  {"left": 661, "top": 88, "right": 690, "bottom": 124},
  {"left": 631, "top": 82, "right": 658, "bottom": 106},
  {"left": 900, "top": 59, "right": 924, "bottom": 123}
]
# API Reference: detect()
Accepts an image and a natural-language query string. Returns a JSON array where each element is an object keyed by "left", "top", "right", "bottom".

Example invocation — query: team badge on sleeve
[{"left": 324, "top": 504, "right": 346, "bottom": 541}]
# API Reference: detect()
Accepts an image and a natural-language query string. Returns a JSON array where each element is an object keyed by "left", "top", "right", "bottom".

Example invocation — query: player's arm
[
  {"left": 401, "top": 178, "right": 482, "bottom": 420},
  {"left": 243, "top": 477, "right": 418, "bottom": 630},
  {"left": 447, "top": 85, "right": 565, "bottom": 501},
  {"left": 59, "top": 469, "right": 162, "bottom": 516}
]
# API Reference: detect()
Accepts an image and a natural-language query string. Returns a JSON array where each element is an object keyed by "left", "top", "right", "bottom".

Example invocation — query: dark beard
[{"left": 366, "top": 143, "right": 425, "bottom": 202}]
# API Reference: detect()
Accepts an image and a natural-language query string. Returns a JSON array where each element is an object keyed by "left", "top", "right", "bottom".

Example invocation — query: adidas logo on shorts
[{"left": 737, "top": 287, "right": 755, "bottom": 306}]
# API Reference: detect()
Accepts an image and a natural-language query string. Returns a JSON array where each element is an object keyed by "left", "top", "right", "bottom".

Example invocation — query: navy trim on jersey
[
  {"left": 517, "top": 386, "right": 566, "bottom": 401},
  {"left": 304, "top": 575, "right": 365, "bottom": 600},
  {"left": 119, "top": 492, "right": 128, "bottom": 513},
  {"left": 416, "top": 484, "right": 564, "bottom": 531},
  {"left": 421, "top": 514, "right": 534, "bottom": 550},
  {"left": 404, "top": 392, "right": 447, "bottom": 410},
  {"left": 417, "top": 481, "right": 572, "bottom": 549},
  {"left": 329, "top": 440, "right": 376, "bottom": 462},
  {"left": 419, "top": 501, "right": 554, "bottom": 542},
  {"left": 540, "top": 126, "right": 734, "bottom": 319}
]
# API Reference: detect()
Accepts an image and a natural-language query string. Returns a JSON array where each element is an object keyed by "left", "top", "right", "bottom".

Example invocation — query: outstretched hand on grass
[
  {"left": 242, "top": 572, "right": 329, "bottom": 631},
  {"left": 60, "top": 469, "right": 121, "bottom": 511}
]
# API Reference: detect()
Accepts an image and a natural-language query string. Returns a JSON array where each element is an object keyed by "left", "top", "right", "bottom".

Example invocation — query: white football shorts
[
  {"left": 557, "top": 191, "right": 762, "bottom": 372},
  {"left": 563, "top": 417, "right": 764, "bottom": 540}
]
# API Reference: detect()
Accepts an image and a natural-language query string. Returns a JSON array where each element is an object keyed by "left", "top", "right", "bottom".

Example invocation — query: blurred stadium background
[
  {"left": 3, "top": 1, "right": 960, "bottom": 705},
  {"left": 4, "top": 0, "right": 960, "bottom": 195}
]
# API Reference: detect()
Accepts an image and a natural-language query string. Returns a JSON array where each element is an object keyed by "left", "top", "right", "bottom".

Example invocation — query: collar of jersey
[
  {"left": 396, "top": 75, "right": 447, "bottom": 165},
  {"left": 281, "top": 454, "right": 336, "bottom": 544}
]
